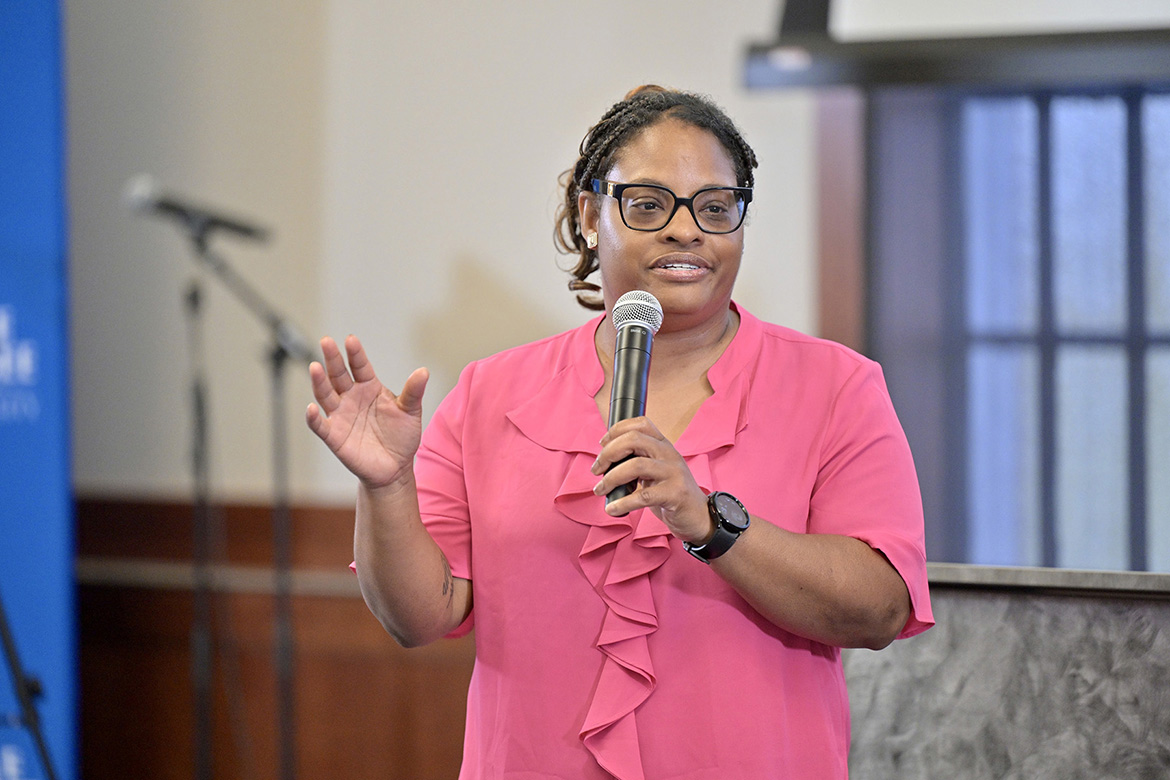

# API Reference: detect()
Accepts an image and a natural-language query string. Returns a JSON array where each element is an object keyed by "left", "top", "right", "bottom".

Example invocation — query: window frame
[{"left": 819, "top": 85, "right": 1170, "bottom": 571}]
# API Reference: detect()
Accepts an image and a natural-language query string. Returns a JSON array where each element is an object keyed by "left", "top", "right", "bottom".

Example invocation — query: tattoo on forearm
[{"left": 441, "top": 555, "right": 454, "bottom": 608}]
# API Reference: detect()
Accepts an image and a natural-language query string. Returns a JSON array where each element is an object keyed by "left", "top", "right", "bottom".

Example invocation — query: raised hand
[{"left": 306, "top": 335, "right": 429, "bottom": 490}]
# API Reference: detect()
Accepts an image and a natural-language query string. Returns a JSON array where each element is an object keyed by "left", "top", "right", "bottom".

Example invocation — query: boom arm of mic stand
[{"left": 191, "top": 242, "right": 317, "bottom": 366}]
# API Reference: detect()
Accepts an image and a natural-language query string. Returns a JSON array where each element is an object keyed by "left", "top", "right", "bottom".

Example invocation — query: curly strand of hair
[{"left": 555, "top": 103, "right": 658, "bottom": 309}]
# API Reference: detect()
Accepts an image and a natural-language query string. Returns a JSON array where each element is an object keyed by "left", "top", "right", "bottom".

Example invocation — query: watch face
[{"left": 713, "top": 492, "right": 749, "bottom": 530}]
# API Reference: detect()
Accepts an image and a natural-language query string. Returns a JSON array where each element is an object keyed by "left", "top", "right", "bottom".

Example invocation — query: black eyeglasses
[{"left": 591, "top": 178, "right": 752, "bottom": 234}]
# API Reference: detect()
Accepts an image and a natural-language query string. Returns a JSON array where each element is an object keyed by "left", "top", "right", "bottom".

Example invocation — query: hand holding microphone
[{"left": 605, "top": 290, "right": 663, "bottom": 511}]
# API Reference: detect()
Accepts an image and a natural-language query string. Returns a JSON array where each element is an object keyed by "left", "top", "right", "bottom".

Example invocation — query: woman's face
[{"left": 579, "top": 118, "right": 745, "bottom": 331}]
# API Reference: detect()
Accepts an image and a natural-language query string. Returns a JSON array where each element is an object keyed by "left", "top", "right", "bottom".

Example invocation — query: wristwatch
[{"left": 684, "top": 491, "right": 750, "bottom": 563}]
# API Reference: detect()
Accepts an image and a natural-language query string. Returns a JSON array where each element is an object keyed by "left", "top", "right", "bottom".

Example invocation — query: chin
[{"left": 657, "top": 290, "right": 732, "bottom": 322}]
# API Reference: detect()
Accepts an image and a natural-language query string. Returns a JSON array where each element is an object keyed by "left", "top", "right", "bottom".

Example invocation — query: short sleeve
[
  {"left": 414, "top": 362, "right": 478, "bottom": 637},
  {"left": 809, "top": 360, "right": 934, "bottom": 639}
]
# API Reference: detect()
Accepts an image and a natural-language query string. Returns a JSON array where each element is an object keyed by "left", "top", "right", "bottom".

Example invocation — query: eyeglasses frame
[{"left": 589, "top": 178, "right": 753, "bottom": 235}]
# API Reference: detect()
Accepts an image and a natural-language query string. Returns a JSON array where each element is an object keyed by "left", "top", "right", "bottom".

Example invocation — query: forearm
[
  {"left": 354, "top": 471, "right": 471, "bottom": 647},
  {"left": 710, "top": 520, "right": 911, "bottom": 650}
]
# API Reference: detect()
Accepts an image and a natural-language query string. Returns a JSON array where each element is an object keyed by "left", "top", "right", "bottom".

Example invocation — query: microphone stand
[
  {"left": 0, "top": 592, "right": 60, "bottom": 780},
  {"left": 177, "top": 220, "right": 314, "bottom": 780},
  {"left": 182, "top": 271, "right": 214, "bottom": 780}
]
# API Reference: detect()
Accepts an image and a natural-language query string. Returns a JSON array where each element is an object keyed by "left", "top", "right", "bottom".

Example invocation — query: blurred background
[{"left": 4, "top": 1, "right": 1170, "bottom": 779}]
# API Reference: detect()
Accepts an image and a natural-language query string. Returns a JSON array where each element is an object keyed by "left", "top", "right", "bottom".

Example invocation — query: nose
[{"left": 661, "top": 201, "right": 704, "bottom": 244}]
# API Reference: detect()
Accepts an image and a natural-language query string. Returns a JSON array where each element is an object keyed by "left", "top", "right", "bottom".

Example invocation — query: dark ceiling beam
[{"left": 749, "top": 0, "right": 1170, "bottom": 89}]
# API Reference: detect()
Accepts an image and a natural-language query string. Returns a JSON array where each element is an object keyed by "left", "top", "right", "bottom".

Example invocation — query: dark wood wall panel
[
  {"left": 77, "top": 498, "right": 365, "bottom": 567},
  {"left": 77, "top": 498, "right": 475, "bottom": 780},
  {"left": 817, "top": 87, "right": 868, "bottom": 354}
]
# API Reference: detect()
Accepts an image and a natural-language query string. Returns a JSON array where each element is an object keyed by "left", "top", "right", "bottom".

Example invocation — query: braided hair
[{"left": 554, "top": 85, "right": 759, "bottom": 310}]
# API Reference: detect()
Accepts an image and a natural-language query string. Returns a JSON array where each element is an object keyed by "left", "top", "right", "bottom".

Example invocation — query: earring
[{"left": 586, "top": 232, "right": 598, "bottom": 249}]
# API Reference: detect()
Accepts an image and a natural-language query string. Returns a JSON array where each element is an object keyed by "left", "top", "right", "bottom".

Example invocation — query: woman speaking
[{"left": 307, "top": 85, "right": 933, "bottom": 779}]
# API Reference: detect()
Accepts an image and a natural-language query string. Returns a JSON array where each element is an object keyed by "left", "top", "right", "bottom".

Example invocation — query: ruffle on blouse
[
  {"left": 555, "top": 455, "right": 672, "bottom": 780},
  {"left": 504, "top": 314, "right": 754, "bottom": 780}
]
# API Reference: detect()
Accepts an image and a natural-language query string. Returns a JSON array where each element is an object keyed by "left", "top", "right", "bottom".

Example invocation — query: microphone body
[
  {"left": 608, "top": 322, "right": 653, "bottom": 428},
  {"left": 124, "top": 175, "right": 271, "bottom": 242},
  {"left": 606, "top": 290, "right": 663, "bottom": 509}
]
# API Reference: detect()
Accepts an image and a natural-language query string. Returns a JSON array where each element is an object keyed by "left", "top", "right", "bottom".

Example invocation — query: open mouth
[{"left": 652, "top": 254, "right": 710, "bottom": 273}]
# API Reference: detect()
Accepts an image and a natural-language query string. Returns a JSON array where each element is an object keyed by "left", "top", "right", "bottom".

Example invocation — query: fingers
[
  {"left": 308, "top": 358, "right": 342, "bottom": 415},
  {"left": 604, "top": 415, "right": 666, "bottom": 442},
  {"left": 344, "top": 335, "right": 378, "bottom": 384},
  {"left": 592, "top": 417, "right": 666, "bottom": 474},
  {"left": 397, "top": 367, "right": 430, "bottom": 416},
  {"left": 308, "top": 334, "right": 428, "bottom": 420},
  {"left": 311, "top": 335, "right": 380, "bottom": 409},
  {"left": 590, "top": 419, "right": 671, "bottom": 500},
  {"left": 305, "top": 401, "right": 331, "bottom": 439},
  {"left": 594, "top": 454, "right": 669, "bottom": 499},
  {"left": 591, "top": 418, "right": 708, "bottom": 531},
  {"left": 319, "top": 336, "right": 354, "bottom": 394},
  {"left": 313, "top": 334, "right": 379, "bottom": 397}
]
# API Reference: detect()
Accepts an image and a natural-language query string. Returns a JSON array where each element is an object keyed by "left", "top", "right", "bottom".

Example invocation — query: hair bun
[{"left": 622, "top": 84, "right": 671, "bottom": 101}]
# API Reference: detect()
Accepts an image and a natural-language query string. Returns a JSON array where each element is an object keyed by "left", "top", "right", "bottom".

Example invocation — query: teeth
[{"left": 662, "top": 263, "right": 699, "bottom": 270}]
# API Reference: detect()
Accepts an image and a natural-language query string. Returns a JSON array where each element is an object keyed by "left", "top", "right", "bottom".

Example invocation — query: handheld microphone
[
  {"left": 606, "top": 290, "right": 663, "bottom": 510},
  {"left": 123, "top": 174, "right": 271, "bottom": 243}
]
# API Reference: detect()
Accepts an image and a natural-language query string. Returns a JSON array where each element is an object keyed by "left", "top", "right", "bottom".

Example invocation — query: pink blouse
[{"left": 414, "top": 304, "right": 933, "bottom": 780}]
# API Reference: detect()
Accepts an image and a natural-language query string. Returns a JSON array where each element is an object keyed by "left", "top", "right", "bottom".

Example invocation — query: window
[{"left": 868, "top": 87, "right": 1170, "bottom": 571}]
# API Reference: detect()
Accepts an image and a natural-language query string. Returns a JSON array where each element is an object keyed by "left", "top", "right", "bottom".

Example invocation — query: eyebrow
[{"left": 619, "top": 179, "right": 740, "bottom": 194}]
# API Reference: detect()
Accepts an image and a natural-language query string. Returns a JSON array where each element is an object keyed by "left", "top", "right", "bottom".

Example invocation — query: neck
[
  {"left": 596, "top": 301, "right": 739, "bottom": 376},
  {"left": 593, "top": 302, "right": 740, "bottom": 442}
]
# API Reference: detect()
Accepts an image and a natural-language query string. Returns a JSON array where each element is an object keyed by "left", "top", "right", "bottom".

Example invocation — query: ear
[{"left": 578, "top": 190, "right": 600, "bottom": 238}]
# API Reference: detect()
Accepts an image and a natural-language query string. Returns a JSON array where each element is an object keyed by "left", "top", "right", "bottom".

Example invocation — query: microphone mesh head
[
  {"left": 611, "top": 290, "right": 663, "bottom": 334},
  {"left": 123, "top": 174, "right": 159, "bottom": 212}
]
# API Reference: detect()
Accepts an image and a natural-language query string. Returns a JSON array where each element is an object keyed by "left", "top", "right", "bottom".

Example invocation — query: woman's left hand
[{"left": 592, "top": 416, "right": 713, "bottom": 544}]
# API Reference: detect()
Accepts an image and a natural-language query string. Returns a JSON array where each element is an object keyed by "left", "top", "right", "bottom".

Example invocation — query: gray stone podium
[{"left": 845, "top": 564, "right": 1170, "bottom": 779}]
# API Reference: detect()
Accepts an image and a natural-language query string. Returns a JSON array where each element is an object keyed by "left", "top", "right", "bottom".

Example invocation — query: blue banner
[{"left": 0, "top": 2, "right": 75, "bottom": 780}]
